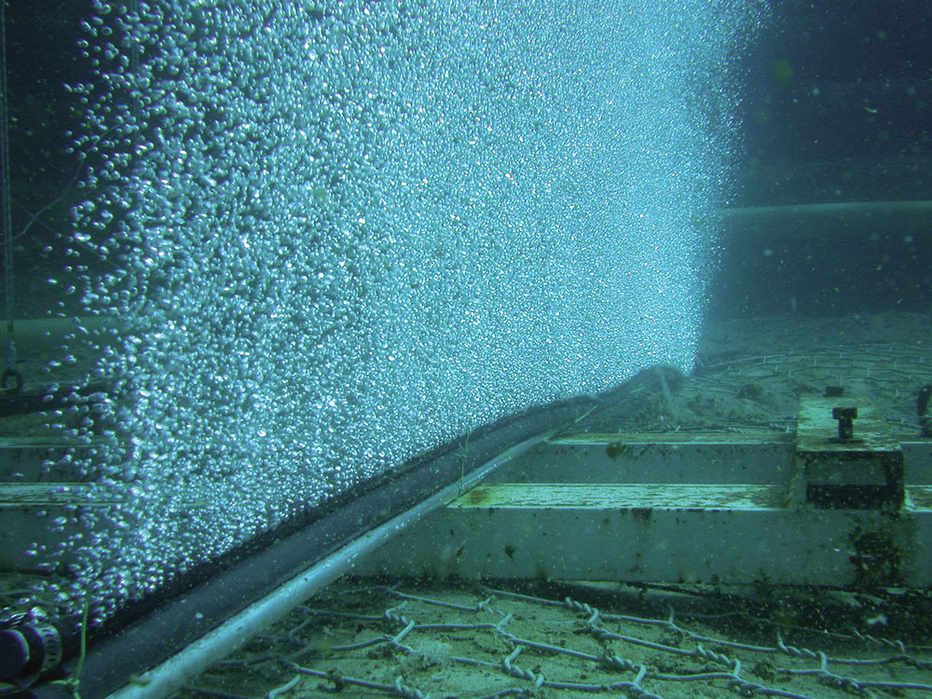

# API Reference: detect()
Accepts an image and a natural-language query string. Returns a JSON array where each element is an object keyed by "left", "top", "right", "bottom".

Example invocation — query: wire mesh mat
[{"left": 177, "top": 580, "right": 932, "bottom": 699}]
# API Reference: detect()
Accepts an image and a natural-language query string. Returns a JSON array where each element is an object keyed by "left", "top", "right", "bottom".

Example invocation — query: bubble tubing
[{"left": 45, "top": 0, "right": 761, "bottom": 622}]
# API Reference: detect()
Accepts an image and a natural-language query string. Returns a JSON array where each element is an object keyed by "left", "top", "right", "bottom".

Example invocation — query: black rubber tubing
[{"left": 22, "top": 365, "right": 676, "bottom": 699}]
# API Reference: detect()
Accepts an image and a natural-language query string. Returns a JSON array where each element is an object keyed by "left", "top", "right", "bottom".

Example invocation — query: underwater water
[{"left": 15, "top": 0, "right": 762, "bottom": 620}]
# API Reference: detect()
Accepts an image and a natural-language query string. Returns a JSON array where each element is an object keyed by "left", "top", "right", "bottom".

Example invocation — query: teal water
[{"left": 36, "top": 0, "right": 761, "bottom": 619}]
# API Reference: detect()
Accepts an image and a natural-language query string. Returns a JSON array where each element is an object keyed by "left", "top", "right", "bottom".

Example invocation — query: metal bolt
[{"left": 832, "top": 406, "right": 858, "bottom": 441}]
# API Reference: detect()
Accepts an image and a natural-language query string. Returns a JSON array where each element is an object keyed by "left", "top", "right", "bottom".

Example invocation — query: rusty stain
[
  {"left": 606, "top": 440, "right": 629, "bottom": 460},
  {"left": 631, "top": 507, "right": 652, "bottom": 522},
  {"left": 463, "top": 486, "right": 490, "bottom": 506}
]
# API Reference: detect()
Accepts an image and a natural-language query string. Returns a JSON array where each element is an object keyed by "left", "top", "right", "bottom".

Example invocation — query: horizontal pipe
[
  {"left": 5, "top": 317, "right": 114, "bottom": 353},
  {"left": 720, "top": 199, "right": 932, "bottom": 220},
  {"left": 106, "top": 430, "right": 551, "bottom": 699},
  {"left": 0, "top": 379, "right": 112, "bottom": 416},
  {"left": 22, "top": 366, "right": 675, "bottom": 699},
  {"left": 718, "top": 200, "right": 932, "bottom": 239}
]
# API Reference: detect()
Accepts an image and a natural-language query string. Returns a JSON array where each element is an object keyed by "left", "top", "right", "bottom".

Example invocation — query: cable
[{"left": 0, "top": 0, "right": 18, "bottom": 389}]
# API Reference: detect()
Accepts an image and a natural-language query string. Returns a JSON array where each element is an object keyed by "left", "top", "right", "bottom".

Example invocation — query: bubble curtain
[{"left": 37, "top": 0, "right": 760, "bottom": 621}]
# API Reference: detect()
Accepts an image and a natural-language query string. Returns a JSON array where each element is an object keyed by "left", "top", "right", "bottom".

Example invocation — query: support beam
[{"left": 359, "top": 481, "right": 932, "bottom": 586}]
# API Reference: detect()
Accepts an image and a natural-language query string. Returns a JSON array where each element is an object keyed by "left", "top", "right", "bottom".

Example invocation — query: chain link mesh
[{"left": 178, "top": 581, "right": 932, "bottom": 699}]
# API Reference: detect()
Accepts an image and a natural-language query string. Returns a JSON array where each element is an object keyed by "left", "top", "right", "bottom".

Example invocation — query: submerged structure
[
  {"left": 6, "top": 0, "right": 756, "bottom": 620},
  {"left": 2, "top": 1, "right": 931, "bottom": 699}
]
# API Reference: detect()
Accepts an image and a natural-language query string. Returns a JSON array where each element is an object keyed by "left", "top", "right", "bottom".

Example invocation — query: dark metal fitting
[{"left": 832, "top": 406, "right": 858, "bottom": 442}]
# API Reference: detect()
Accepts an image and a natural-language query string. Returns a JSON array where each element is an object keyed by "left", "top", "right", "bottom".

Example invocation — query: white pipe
[
  {"left": 721, "top": 200, "right": 932, "bottom": 220},
  {"left": 718, "top": 200, "right": 932, "bottom": 239},
  {"left": 106, "top": 429, "right": 555, "bottom": 699},
  {"left": 8, "top": 316, "right": 115, "bottom": 353}
]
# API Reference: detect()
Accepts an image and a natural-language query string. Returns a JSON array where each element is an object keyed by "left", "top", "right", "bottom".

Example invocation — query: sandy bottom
[
  {"left": 580, "top": 311, "right": 932, "bottom": 437},
  {"left": 176, "top": 579, "right": 932, "bottom": 699}
]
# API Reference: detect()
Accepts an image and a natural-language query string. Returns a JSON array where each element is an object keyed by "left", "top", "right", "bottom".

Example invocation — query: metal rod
[
  {"left": 105, "top": 430, "right": 553, "bottom": 699},
  {"left": 0, "top": 0, "right": 17, "bottom": 372}
]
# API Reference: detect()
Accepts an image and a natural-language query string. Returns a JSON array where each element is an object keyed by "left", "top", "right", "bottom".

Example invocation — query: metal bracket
[{"left": 796, "top": 396, "right": 904, "bottom": 511}]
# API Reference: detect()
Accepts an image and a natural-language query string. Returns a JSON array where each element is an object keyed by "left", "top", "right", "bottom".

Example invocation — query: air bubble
[{"left": 45, "top": 0, "right": 757, "bottom": 624}]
